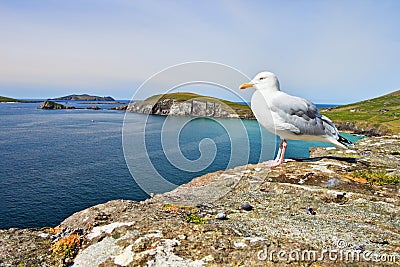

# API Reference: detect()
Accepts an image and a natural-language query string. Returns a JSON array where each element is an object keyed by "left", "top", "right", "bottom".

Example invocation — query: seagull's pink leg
[
  {"left": 264, "top": 139, "right": 288, "bottom": 167},
  {"left": 275, "top": 139, "right": 287, "bottom": 165}
]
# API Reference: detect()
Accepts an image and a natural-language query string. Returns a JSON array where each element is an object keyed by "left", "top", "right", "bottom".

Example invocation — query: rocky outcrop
[
  {"left": 88, "top": 106, "right": 101, "bottom": 110},
  {"left": 126, "top": 97, "right": 255, "bottom": 119},
  {"left": 38, "top": 102, "right": 106, "bottom": 110},
  {"left": 38, "top": 100, "right": 72, "bottom": 110},
  {"left": 1, "top": 136, "right": 399, "bottom": 266},
  {"left": 335, "top": 121, "right": 389, "bottom": 137},
  {"left": 110, "top": 104, "right": 128, "bottom": 111}
]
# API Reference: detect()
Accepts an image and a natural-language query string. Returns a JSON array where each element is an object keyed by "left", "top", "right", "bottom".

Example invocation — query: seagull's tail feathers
[
  {"left": 329, "top": 139, "right": 348, "bottom": 150},
  {"left": 338, "top": 134, "right": 352, "bottom": 147},
  {"left": 327, "top": 134, "right": 353, "bottom": 149},
  {"left": 326, "top": 136, "right": 349, "bottom": 150},
  {"left": 321, "top": 115, "right": 353, "bottom": 149}
]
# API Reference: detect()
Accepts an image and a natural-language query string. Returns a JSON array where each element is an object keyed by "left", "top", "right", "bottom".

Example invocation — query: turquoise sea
[{"left": 0, "top": 101, "right": 358, "bottom": 229}]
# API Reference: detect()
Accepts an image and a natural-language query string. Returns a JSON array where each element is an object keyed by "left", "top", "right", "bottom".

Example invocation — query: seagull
[{"left": 240, "top": 71, "right": 351, "bottom": 167}]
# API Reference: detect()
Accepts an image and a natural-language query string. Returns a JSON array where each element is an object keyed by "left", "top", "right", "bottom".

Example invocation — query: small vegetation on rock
[
  {"left": 162, "top": 203, "right": 206, "bottom": 224},
  {"left": 50, "top": 233, "right": 81, "bottom": 258},
  {"left": 352, "top": 170, "right": 400, "bottom": 185},
  {"left": 45, "top": 226, "right": 63, "bottom": 234},
  {"left": 162, "top": 203, "right": 196, "bottom": 213},
  {"left": 185, "top": 214, "right": 206, "bottom": 224},
  {"left": 162, "top": 203, "right": 181, "bottom": 212}
]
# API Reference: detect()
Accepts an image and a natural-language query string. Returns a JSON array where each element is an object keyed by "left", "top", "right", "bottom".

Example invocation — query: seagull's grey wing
[
  {"left": 270, "top": 93, "right": 338, "bottom": 137},
  {"left": 320, "top": 115, "right": 341, "bottom": 138}
]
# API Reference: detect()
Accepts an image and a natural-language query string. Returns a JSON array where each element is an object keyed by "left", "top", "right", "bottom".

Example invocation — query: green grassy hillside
[
  {"left": 144, "top": 92, "right": 252, "bottom": 115},
  {"left": 321, "top": 90, "right": 400, "bottom": 134},
  {"left": 0, "top": 96, "right": 23, "bottom": 102}
]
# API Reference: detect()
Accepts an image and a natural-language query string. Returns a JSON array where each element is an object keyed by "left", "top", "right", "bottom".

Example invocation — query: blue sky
[{"left": 0, "top": 0, "right": 399, "bottom": 103}]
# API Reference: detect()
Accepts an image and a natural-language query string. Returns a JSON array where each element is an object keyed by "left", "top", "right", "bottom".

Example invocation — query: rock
[
  {"left": 351, "top": 244, "right": 366, "bottom": 251},
  {"left": 111, "top": 104, "right": 128, "bottom": 110},
  {"left": 38, "top": 100, "right": 68, "bottom": 110},
  {"left": 240, "top": 203, "right": 253, "bottom": 211},
  {"left": 335, "top": 121, "right": 384, "bottom": 136},
  {"left": 326, "top": 178, "right": 340, "bottom": 188},
  {"left": 336, "top": 192, "right": 346, "bottom": 200},
  {"left": 215, "top": 212, "right": 227, "bottom": 220},
  {"left": 370, "top": 239, "right": 389, "bottom": 245},
  {"left": 88, "top": 105, "right": 101, "bottom": 110},
  {"left": 64, "top": 257, "right": 73, "bottom": 265},
  {"left": 306, "top": 207, "right": 316, "bottom": 215}
]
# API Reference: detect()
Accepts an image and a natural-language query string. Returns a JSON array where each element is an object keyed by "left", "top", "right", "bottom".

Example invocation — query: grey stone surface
[{"left": 1, "top": 136, "right": 399, "bottom": 266}]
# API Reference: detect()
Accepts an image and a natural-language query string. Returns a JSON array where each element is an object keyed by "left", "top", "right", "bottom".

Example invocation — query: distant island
[
  {"left": 51, "top": 94, "right": 115, "bottom": 101},
  {"left": 125, "top": 92, "right": 255, "bottom": 119},
  {"left": 76, "top": 101, "right": 123, "bottom": 104},
  {"left": 0, "top": 96, "right": 25, "bottom": 103}
]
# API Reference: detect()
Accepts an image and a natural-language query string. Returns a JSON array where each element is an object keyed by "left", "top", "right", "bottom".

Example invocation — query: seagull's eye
[{"left": 259, "top": 77, "right": 265, "bottom": 80}]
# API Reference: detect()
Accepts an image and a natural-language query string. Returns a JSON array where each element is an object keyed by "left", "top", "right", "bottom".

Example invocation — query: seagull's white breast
[
  {"left": 251, "top": 90, "right": 277, "bottom": 134},
  {"left": 251, "top": 90, "right": 308, "bottom": 140}
]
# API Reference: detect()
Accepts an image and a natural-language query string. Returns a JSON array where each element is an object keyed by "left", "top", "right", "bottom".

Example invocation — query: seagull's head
[{"left": 239, "top": 71, "right": 280, "bottom": 92}]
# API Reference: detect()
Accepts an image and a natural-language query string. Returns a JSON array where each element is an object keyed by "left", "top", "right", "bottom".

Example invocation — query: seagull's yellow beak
[{"left": 239, "top": 83, "right": 254, "bottom": 90}]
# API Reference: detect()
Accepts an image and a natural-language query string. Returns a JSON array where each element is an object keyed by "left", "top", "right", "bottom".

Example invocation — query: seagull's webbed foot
[
  {"left": 263, "top": 159, "right": 283, "bottom": 167},
  {"left": 263, "top": 139, "right": 287, "bottom": 168}
]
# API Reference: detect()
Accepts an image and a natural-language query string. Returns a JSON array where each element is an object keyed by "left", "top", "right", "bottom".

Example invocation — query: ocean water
[{"left": 0, "top": 101, "right": 358, "bottom": 229}]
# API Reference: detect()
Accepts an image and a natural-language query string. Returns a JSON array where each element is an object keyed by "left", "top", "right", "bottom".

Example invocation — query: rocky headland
[
  {"left": 125, "top": 92, "right": 255, "bottom": 120},
  {"left": 321, "top": 90, "right": 400, "bottom": 136},
  {"left": 1, "top": 135, "right": 399, "bottom": 267}
]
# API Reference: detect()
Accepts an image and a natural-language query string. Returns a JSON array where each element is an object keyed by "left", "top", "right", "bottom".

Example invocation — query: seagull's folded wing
[{"left": 270, "top": 93, "right": 338, "bottom": 137}]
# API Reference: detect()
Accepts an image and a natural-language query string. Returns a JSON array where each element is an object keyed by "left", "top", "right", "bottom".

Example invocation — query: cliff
[
  {"left": 1, "top": 136, "right": 399, "bottom": 266},
  {"left": 52, "top": 94, "right": 115, "bottom": 101},
  {"left": 126, "top": 92, "right": 255, "bottom": 119}
]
